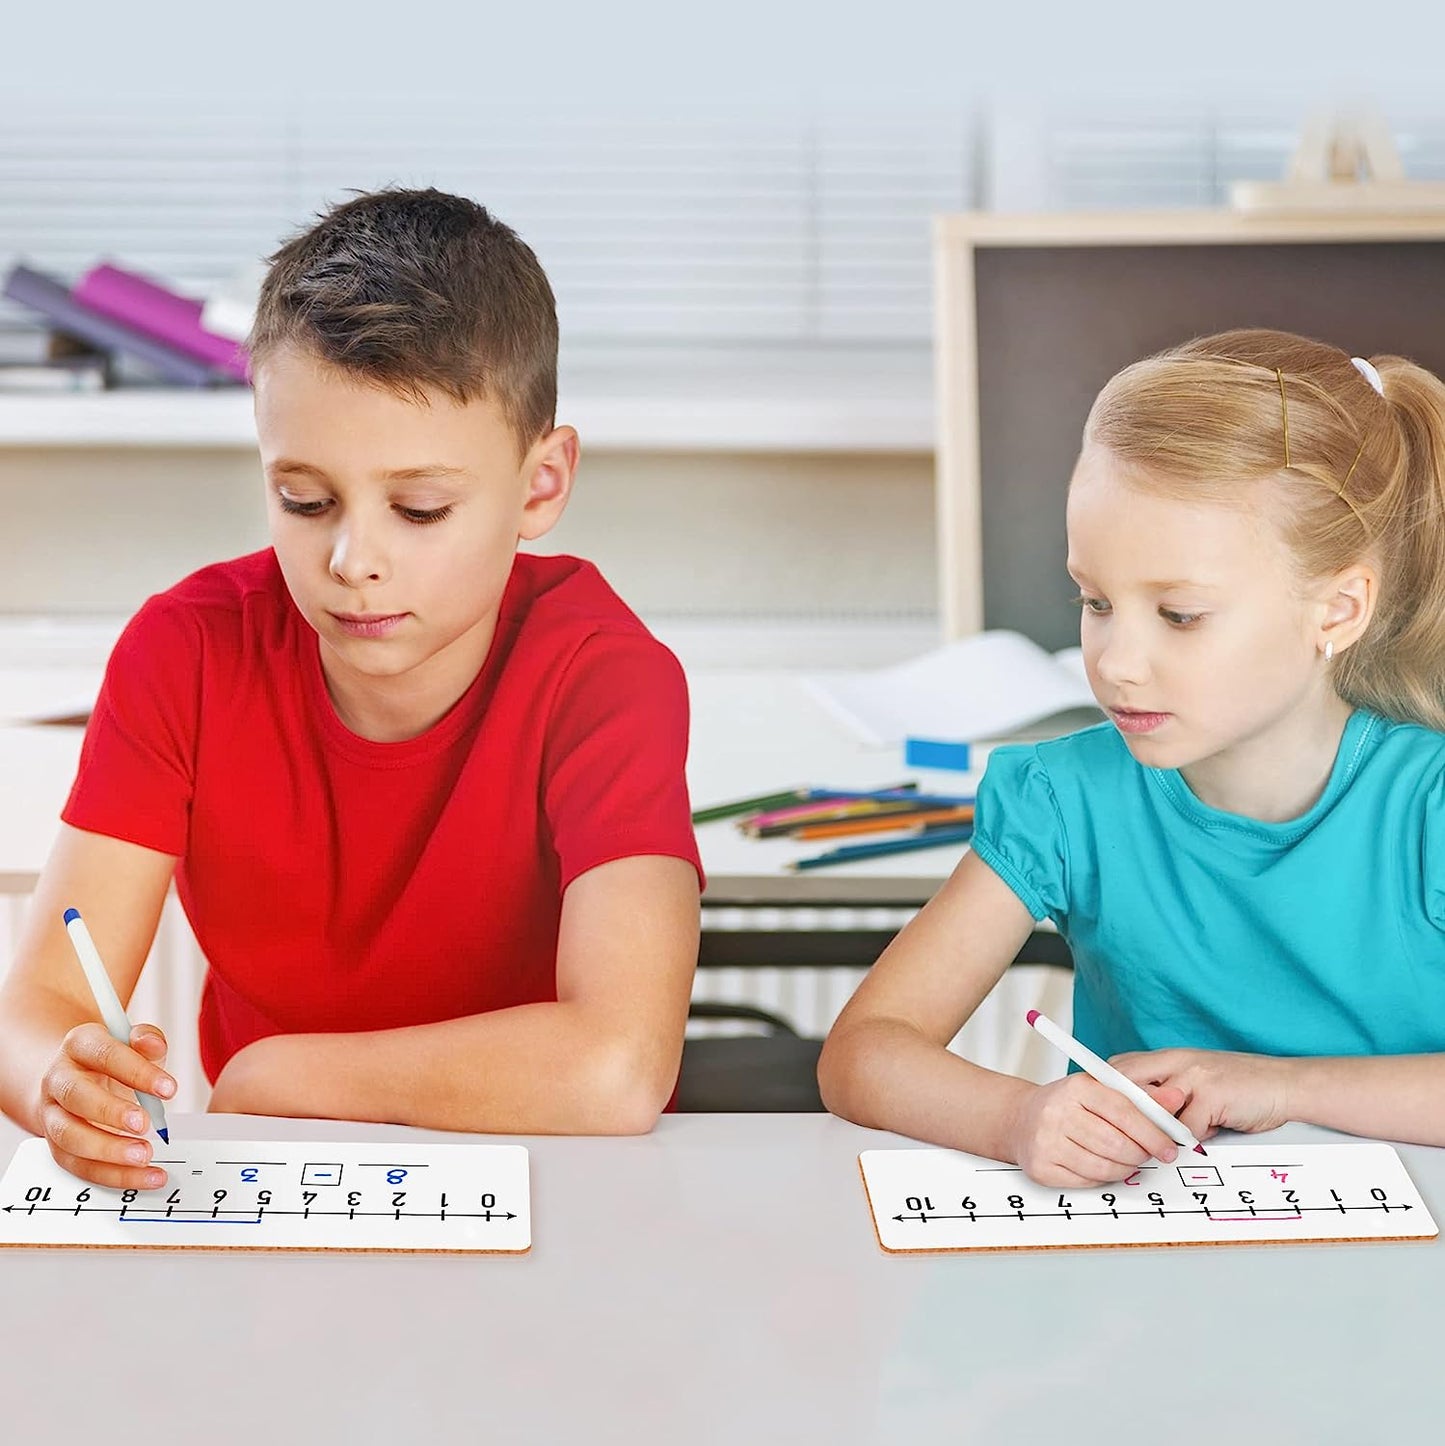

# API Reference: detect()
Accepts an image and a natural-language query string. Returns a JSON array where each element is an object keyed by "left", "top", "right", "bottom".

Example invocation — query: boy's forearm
[
  {"left": 0, "top": 985, "right": 92, "bottom": 1135},
  {"left": 819, "top": 1018, "right": 1036, "bottom": 1163},
  {"left": 1285, "top": 1053, "right": 1445, "bottom": 1146},
  {"left": 211, "top": 999, "right": 678, "bottom": 1135}
]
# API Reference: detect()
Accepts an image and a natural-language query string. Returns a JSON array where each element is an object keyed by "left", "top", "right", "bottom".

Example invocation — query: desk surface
[
  {"left": 0, "top": 1112, "right": 1435, "bottom": 1444},
  {"left": 0, "top": 670, "right": 978, "bottom": 902}
]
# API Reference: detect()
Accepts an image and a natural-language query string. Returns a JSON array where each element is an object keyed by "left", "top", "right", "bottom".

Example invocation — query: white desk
[
  {"left": 687, "top": 670, "right": 977, "bottom": 905},
  {"left": 0, "top": 1111, "right": 1435, "bottom": 1443},
  {"left": 0, "top": 670, "right": 978, "bottom": 904}
]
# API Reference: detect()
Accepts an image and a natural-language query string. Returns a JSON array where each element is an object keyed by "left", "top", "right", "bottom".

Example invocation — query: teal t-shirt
[{"left": 970, "top": 711, "right": 1445, "bottom": 1061}]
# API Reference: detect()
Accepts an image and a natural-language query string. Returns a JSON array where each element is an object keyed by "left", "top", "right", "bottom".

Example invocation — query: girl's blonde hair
[{"left": 1084, "top": 327, "right": 1445, "bottom": 732}]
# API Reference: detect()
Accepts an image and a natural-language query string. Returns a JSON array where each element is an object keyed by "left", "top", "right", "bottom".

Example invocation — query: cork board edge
[{"left": 855, "top": 1154, "right": 1438, "bottom": 1256}]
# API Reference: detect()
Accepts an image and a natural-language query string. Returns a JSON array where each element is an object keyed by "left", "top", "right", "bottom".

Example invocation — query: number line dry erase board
[
  {"left": 859, "top": 1143, "right": 1437, "bottom": 1254},
  {"left": 0, "top": 1138, "right": 531, "bottom": 1254}
]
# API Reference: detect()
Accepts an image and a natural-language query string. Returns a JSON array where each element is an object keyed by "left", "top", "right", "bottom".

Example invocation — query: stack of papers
[{"left": 0, "top": 617, "right": 119, "bottom": 726}]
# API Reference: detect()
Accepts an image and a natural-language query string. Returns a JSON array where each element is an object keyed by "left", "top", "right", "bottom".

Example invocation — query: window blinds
[{"left": 0, "top": 103, "right": 973, "bottom": 355}]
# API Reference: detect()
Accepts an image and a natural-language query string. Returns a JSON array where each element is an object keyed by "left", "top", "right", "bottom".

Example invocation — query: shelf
[{"left": 0, "top": 346, "right": 935, "bottom": 454}]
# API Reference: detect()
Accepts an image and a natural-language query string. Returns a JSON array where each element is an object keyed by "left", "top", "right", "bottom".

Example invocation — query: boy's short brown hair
[{"left": 248, "top": 187, "right": 557, "bottom": 454}]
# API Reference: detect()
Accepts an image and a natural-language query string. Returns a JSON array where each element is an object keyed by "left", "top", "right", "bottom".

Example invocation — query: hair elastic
[{"left": 1351, "top": 356, "right": 1385, "bottom": 396}]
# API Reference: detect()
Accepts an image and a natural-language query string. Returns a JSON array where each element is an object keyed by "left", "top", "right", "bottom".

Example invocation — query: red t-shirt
[{"left": 63, "top": 549, "right": 703, "bottom": 1082}]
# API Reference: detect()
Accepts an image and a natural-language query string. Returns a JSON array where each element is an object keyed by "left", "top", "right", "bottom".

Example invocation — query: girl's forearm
[
  {"left": 1286, "top": 1054, "right": 1445, "bottom": 1146},
  {"left": 819, "top": 1018, "right": 1036, "bottom": 1163}
]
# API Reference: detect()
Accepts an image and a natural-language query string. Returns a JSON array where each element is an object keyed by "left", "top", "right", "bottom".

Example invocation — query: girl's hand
[
  {"left": 1108, "top": 1048, "right": 1294, "bottom": 1140},
  {"left": 1006, "top": 1073, "right": 1189, "bottom": 1187},
  {"left": 39, "top": 1023, "right": 175, "bottom": 1191}
]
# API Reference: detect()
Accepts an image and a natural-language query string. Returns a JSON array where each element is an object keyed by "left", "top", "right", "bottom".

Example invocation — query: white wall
[
  {"left": 0, "top": 447, "right": 936, "bottom": 622},
  {"left": 5, "top": 1, "right": 1441, "bottom": 109}
]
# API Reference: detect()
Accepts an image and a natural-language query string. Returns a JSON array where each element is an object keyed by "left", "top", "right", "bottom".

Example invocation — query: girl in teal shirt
[{"left": 820, "top": 327, "right": 1445, "bottom": 1186}]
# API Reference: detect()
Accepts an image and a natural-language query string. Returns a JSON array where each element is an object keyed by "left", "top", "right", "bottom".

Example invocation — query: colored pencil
[
  {"left": 745, "top": 792, "right": 973, "bottom": 835},
  {"left": 692, "top": 787, "right": 815, "bottom": 824},
  {"left": 791, "top": 805, "right": 975, "bottom": 842},
  {"left": 692, "top": 783, "right": 919, "bottom": 825},
  {"left": 786, "top": 824, "right": 975, "bottom": 871}
]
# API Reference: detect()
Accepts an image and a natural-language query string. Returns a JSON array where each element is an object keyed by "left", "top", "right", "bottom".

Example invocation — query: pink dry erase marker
[{"left": 1026, "top": 1009, "right": 1206, "bottom": 1157}]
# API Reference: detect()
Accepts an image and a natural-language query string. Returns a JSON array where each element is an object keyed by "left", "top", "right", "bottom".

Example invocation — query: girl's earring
[{"left": 1323, "top": 639, "right": 1335, "bottom": 663}]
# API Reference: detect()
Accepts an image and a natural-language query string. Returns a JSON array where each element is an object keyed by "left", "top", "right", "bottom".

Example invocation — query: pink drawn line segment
[{"left": 1208, "top": 1213, "right": 1304, "bottom": 1224}]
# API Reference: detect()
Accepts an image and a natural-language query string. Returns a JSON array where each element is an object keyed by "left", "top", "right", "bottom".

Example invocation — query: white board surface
[
  {"left": 0, "top": 1137, "right": 530, "bottom": 1254},
  {"left": 859, "top": 1143, "right": 1437, "bottom": 1253}
]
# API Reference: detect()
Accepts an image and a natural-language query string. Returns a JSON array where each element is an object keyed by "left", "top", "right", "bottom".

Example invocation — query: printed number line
[
  {"left": 4, "top": 1204, "right": 518, "bottom": 1222},
  {"left": 891, "top": 1202, "right": 1413, "bottom": 1222}
]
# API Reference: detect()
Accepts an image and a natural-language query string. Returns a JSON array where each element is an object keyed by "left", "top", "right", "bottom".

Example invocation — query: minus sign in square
[{"left": 302, "top": 1163, "right": 344, "bottom": 1187}]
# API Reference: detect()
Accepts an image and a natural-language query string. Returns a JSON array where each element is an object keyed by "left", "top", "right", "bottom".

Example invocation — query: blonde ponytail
[{"left": 1337, "top": 358, "right": 1445, "bottom": 730}]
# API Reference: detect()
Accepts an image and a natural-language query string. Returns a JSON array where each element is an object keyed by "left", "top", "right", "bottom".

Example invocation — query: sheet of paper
[
  {"left": 803, "top": 631, "right": 1099, "bottom": 747},
  {"left": 0, "top": 1137, "right": 531, "bottom": 1254},
  {"left": 859, "top": 1143, "right": 1437, "bottom": 1253},
  {"left": 0, "top": 667, "right": 102, "bottom": 725}
]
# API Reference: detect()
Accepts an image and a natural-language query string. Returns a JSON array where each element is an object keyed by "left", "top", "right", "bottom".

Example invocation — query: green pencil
[{"left": 691, "top": 788, "right": 809, "bottom": 825}]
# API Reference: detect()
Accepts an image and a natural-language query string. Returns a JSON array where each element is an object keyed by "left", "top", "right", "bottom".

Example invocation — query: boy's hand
[
  {"left": 39, "top": 1023, "right": 175, "bottom": 1191},
  {"left": 1006, "top": 1073, "right": 1189, "bottom": 1187},
  {"left": 1108, "top": 1048, "right": 1293, "bottom": 1140}
]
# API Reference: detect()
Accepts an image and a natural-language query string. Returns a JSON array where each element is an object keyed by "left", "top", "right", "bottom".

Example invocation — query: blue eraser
[
  {"left": 903, "top": 737, "right": 972, "bottom": 771},
  {"left": 62, "top": 907, "right": 80, "bottom": 924}
]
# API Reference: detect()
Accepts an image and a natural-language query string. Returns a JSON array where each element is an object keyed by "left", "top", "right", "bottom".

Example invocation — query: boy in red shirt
[{"left": 0, "top": 188, "right": 703, "bottom": 1189}]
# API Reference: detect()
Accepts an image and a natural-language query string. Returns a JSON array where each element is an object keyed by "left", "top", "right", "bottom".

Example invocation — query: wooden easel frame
[{"left": 932, "top": 209, "right": 1445, "bottom": 638}]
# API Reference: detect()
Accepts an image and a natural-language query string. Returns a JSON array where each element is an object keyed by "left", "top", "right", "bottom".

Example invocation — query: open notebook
[{"left": 803, "top": 630, "right": 1102, "bottom": 749}]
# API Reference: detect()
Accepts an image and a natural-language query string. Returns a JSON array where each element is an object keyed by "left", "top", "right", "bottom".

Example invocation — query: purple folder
[
  {"left": 2, "top": 264, "right": 224, "bottom": 387},
  {"left": 74, "top": 263, "right": 250, "bottom": 381}
]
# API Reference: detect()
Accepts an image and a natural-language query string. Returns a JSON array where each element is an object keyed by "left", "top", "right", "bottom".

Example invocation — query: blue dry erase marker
[{"left": 61, "top": 908, "right": 170, "bottom": 1143}]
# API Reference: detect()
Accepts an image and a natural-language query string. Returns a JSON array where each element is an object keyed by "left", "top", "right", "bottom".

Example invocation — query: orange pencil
[{"left": 743, "top": 800, "right": 933, "bottom": 837}]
